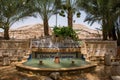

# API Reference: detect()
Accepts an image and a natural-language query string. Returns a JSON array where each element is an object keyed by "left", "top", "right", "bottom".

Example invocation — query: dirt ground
[{"left": 0, "top": 64, "right": 116, "bottom": 80}]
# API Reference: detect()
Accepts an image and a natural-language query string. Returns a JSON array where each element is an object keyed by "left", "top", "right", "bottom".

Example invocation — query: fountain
[
  {"left": 16, "top": 36, "right": 96, "bottom": 75},
  {"left": 16, "top": 27, "right": 96, "bottom": 75}
]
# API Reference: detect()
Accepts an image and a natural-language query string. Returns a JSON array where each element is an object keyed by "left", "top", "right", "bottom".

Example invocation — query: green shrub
[{"left": 53, "top": 26, "right": 78, "bottom": 41}]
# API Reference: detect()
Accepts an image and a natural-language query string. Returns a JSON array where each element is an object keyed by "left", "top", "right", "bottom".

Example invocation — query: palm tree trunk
[
  {"left": 68, "top": 8, "right": 73, "bottom": 28},
  {"left": 102, "top": 20, "right": 107, "bottom": 40},
  {"left": 112, "top": 26, "right": 117, "bottom": 40},
  {"left": 56, "top": 13, "right": 58, "bottom": 26},
  {"left": 102, "top": 29, "right": 107, "bottom": 40},
  {"left": 4, "top": 27, "right": 10, "bottom": 40},
  {"left": 68, "top": 0, "right": 73, "bottom": 28},
  {"left": 116, "top": 26, "right": 120, "bottom": 46},
  {"left": 108, "top": 30, "right": 112, "bottom": 39},
  {"left": 117, "top": 30, "right": 120, "bottom": 46},
  {"left": 43, "top": 16, "right": 49, "bottom": 36}
]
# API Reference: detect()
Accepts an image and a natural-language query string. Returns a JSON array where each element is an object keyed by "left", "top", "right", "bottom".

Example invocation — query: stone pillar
[
  {"left": 2, "top": 55, "right": 10, "bottom": 66},
  {"left": 104, "top": 54, "right": 111, "bottom": 66},
  {"left": 32, "top": 52, "right": 35, "bottom": 58}
]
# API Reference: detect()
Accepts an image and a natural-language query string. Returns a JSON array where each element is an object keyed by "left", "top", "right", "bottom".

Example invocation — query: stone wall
[
  {"left": 81, "top": 40, "right": 117, "bottom": 61},
  {"left": 0, "top": 40, "right": 31, "bottom": 65}
]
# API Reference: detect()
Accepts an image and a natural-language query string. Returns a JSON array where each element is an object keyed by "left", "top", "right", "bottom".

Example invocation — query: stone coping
[
  {"left": 16, "top": 63, "right": 97, "bottom": 72},
  {"left": 32, "top": 47, "right": 81, "bottom": 52}
]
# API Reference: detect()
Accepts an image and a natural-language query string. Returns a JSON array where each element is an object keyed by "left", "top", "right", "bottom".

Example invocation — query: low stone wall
[
  {"left": 0, "top": 40, "right": 31, "bottom": 65},
  {"left": 81, "top": 40, "right": 117, "bottom": 61}
]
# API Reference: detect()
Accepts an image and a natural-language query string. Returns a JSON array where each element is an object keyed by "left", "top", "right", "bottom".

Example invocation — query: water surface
[{"left": 23, "top": 58, "right": 89, "bottom": 69}]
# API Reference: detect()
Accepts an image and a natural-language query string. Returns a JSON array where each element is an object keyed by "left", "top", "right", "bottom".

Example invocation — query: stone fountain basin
[{"left": 16, "top": 58, "right": 97, "bottom": 74}]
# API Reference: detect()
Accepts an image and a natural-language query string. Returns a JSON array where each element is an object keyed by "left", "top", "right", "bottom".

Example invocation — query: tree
[
  {"left": 32, "top": 0, "right": 57, "bottom": 36},
  {"left": 0, "top": 0, "right": 34, "bottom": 40},
  {"left": 78, "top": 0, "right": 120, "bottom": 40},
  {"left": 115, "top": 17, "right": 120, "bottom": 45},
  {"left": 54, "top": 0, "right": 62, "bottom": 26},
  {"left": 59, "top": 0, "right": 80, "bottom": 28}
]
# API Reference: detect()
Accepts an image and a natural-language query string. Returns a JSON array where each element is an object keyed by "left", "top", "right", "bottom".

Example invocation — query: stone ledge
[
  {"left": 111, "top": 76, "right": 120, "bottom": 80},
  {"left": 16, "top": 63, "right": 97, "bottom": 76}
]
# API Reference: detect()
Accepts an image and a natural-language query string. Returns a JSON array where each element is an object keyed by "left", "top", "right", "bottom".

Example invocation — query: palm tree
[
  {"left": 95, "top": 27, "right": 102, "bottom": 38},
  {"left": 115, "top": 16, "right": 120, "bottom": 45},
  {"left": 0, "top": 0, "right": 34, "bottom": 40},
  {"left": 59, "top": 0, "right": 80, "bottom": 28},
  {"left": 78, "top": 0, "right": 120, "bottom": 40},
  {"left": 31, "top": 0, "right": 57, "bottom": 36},
  {"left": 54, "top": 0, "right": 62, "bottom": 26}
]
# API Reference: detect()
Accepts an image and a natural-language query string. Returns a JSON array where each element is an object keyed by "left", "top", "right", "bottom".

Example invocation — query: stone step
[
  {"left": 0, "top": 67, "right": 15, "bottom": 71},
  {"left": 0, "top": 69, "right": 16, "bottom": 74},
  {"left": 0, "top": 67, "right": 16, "bottom": 77},
  {"left": 0, "top": 66, "right": 12, "bottom": 70},
  {"left": 2, "top": 68, "right": 16, "bottom": 72},
  {"left": 111, "top": 76, "right": 120, "bottom": 80},
  {"left": 0, "top": 66, "right": 16, "bottom": 72}
]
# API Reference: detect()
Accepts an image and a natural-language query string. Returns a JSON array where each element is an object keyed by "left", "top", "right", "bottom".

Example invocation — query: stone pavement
[{"left": 0, "top": 64, "right": 120, "bottom": 80}]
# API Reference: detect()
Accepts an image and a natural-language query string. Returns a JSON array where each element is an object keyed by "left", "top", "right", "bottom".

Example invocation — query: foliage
[
  {"left": 30, "top": 0, "right": 57, "bottom": 36},
  {"left": 59, "top": 0, "right": 80, "bottom": 18},
  {"left": 32, "top": 0, "right": 56, "bottom": 20},
  {"left": 57, "top": 0, "right": 81, "bottom": 27},
  {"left": 53, "top": 26, "right": 78, "bottom": 40},
  {"left": 77, "top": 0, "right": 120, "bottom": 40},
  {"left": 0, "top": 0, "right": 34, "bottom": 27},
  {"left": 0, "top": 0, "right": 34, "bottom": 39}
]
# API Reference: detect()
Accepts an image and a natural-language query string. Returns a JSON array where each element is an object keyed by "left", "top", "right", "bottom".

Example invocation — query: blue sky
[{"left": 0, "top": 11, "right": 101, "bottom": 32}]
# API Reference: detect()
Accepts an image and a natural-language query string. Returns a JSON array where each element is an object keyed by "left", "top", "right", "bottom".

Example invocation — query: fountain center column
[{"left": 54, "top": 56, "right": 60, "bottom": 63}]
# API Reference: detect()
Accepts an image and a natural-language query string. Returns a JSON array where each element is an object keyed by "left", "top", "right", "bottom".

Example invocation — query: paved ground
[{"left": 0, "top": 63, "right": 118, "bottom": 80}]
